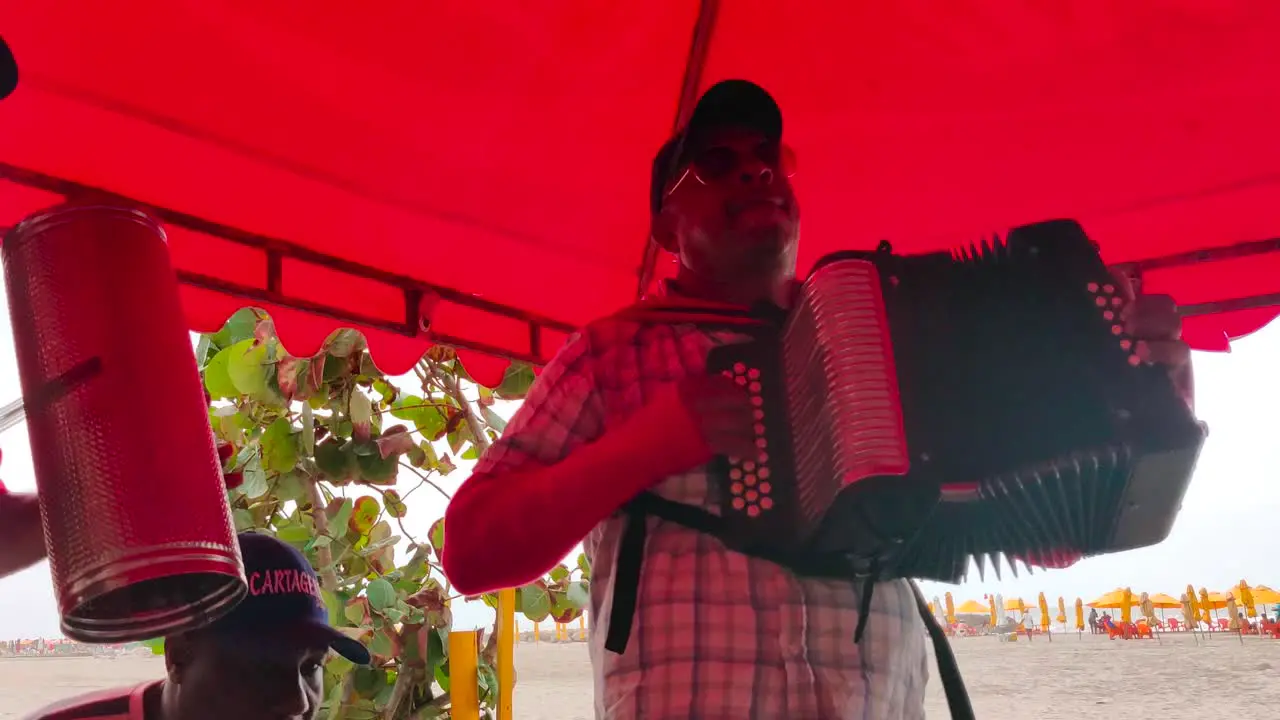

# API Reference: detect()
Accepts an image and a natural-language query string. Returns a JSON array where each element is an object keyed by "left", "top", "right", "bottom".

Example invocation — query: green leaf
[
  {"left": 141, "top": 637, "right": 165, "bottom": 655},
  {"left": 367, "top": 578, "right": 396, "bottom": 611},
  {"left": 426, "top": 626, "right": 446, "bottom": 671},
  {"left": 495, "top": 363, "right": 536, "bottom": 399},
  {"left": 325, "top": 329, "right": 363, "bottom": 357},
  {"left": 428, "top": 518, "right": 445, "bottom": 557},
  {"left": 327, "top": 498, "right": 354, "bottom": 535},
  {"left": 350, "top": 392, "right": 373, "bottom": 440},
  {"left": 203, "top": 344, "right": 240, "bottom": 399},
  {"left": 239, "top": 454, "right": 268, "bottom": 499},
  {"left": 549, "top": 564, "right": 570, "bottom": 584},
  {"left": 518, "top": 583, "right": 552, "bottom": 622},
  {"left": 349, "top": 496, "right": 381, "bottom": 536},
  {"left": 447, "top": 427, "right": 466, "bottom": 455},
  {"left": 343, "top": 600, "right": 368, "bottom": 626},
  {"left": 369, "top": 629, "right": 394, "bottom": 657},
  {"left": 321, "top": 589, "right": 345, "bottom": 627},
  {"left": 261, "top": 418, "right": 298, "bottom": 473},
  {"left": 232, "top": 508, "right": 254, "bottom": 532},
  {"left": 566, "top": 580, "right": 590, "bottom": 609},
  {"left": 315, "top": 439, "right": 355, "bottom": 482},
  {"left": 355, "top": 452, "right": 398, "bottom": 485},
  {"left": 576, "top": 552, "right": 592, "bottom": 579},
  {"left": 276, "top": 523, "right": 312, "bottom": 546},
  {"left": 300, "top": 403, "right": 315, "bottom": 456},
  {"left": 275, "top": 471, "right": 305, "bottom": 503},
  {"left": 211, "top": 308, "right": 258, "bottom": 348},
  {"left": 383, "top": 489, "right": 407, "bottom": 518},
  {"left": 194, "top": 335, "right": 214, "bottom": 369},
  {"left": 461, "top": 445, "right": 478, "bottom": 461},
  {"left": 480, "top": 404, "right": 508, "bottom": 433},
  {"left": 225, "top": 339, "right": 270, "bottom": 397}
]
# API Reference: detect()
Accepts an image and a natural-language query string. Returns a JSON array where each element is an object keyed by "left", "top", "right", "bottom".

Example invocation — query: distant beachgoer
[
  {"left": 23, "top": 532, "right": 370, "bottom": 720},
  {"left": 1088, "top": 608, "right": 1099, "bottom": 634}
]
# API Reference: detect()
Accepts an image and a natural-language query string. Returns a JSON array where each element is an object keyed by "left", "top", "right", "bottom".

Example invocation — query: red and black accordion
[{"left": 704, "top": 219, "right": 1206, "bottom": 583}]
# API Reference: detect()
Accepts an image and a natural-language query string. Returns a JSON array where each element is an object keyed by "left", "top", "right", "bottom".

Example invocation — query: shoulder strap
[
  {"left": 907, "top": 580, "right": 976, "bottom": 720},
  {"left": 604, "top": 493, "right": 726, "bottom": 654}
]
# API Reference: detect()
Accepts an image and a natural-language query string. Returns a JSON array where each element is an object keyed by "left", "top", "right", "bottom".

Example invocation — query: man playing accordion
[{"left": 442, "top": 80, "right": 1191, "bottom": 719}]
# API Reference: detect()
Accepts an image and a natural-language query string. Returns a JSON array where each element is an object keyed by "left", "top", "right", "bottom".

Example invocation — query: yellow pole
[
  {"left": 448, "top": 630, "right": 480, "bottom": 720},
  {"left": 533, "top": 621, "right": 539, "bottom": 642},
  {"left": 496, "top": 588, "right": 516, "bottom": 720}
]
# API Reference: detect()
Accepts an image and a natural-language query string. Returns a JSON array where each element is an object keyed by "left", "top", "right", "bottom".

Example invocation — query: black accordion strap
[
  {"left": 908, "top": 580, "right": 976, "bottom": 720},
  {"left": 604, "top": 493, "right": 730, "bottom": 654}
]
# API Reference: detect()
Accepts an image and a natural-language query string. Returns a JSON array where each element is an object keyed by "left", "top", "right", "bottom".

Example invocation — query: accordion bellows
[{"left": 707, "top": 219, "right": 1205, "bottom": 583}]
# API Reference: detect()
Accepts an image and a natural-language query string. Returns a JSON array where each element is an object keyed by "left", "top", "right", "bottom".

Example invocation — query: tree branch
[
  {"left": 431, "top": 362, "right": 491, "bottom": 454},
  {"left": 306, "top": 476, "right": 341, "bottom": 591}
]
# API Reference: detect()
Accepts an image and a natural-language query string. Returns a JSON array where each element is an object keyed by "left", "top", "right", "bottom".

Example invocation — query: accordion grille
[{"left": 783, "top": 259, "right": 911, "bottom": 529}]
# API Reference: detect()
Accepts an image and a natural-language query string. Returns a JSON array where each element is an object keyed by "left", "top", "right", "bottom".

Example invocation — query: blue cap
[{"left": 214, "top": 532, "right": 371, "bottom": 665}]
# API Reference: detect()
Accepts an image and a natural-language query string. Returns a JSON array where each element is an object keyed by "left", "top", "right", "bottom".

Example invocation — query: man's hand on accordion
[{"left": 1112, "top": 270, "right": 1195, "bottom": 413}]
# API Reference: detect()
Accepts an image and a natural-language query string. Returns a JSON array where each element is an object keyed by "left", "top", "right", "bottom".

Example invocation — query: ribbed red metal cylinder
[{"left": 2, "top": 204, "right": 245, "bottom": 642}]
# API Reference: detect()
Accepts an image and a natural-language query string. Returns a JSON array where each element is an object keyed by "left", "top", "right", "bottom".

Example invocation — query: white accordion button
[
  {"left": 759, "top": 482, "right": 772, "bottom": 494},
  {"left": 760, "top": 497, "right": 774, "bottom": 510},
  {"left": 732, "top": 497, "right": 746, "bottom": 510},
  {"left": 758, "top": 468, "right": 771, "bottom": 479},
  {"left": 1087, "top": 282, "right": 1099, "bottom": 292},
  {"left": 746, "top": 505, "right": 760, "bottom": 517},
  {"left": 748, "top": 368, "right": 760, "bottom": 380}
]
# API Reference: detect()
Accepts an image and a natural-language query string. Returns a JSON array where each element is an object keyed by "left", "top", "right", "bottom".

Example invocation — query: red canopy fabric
[{"left": 2, "top": 3, "right": 1279, "bottom": 387}]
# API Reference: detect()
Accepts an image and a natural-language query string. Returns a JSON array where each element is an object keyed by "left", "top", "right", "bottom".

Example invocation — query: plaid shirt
[{"left": 475, "top": 305, "right": 929, "bottom": 720}]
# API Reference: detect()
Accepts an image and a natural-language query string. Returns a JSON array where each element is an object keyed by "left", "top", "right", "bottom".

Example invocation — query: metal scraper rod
[{"left": 0, "top": 357, "right": 103, "bottom": 436}]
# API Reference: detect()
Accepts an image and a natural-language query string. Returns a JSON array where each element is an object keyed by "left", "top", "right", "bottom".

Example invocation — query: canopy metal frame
[{"left": 2, "top": 159, "right": 1279, "bottom": 368}]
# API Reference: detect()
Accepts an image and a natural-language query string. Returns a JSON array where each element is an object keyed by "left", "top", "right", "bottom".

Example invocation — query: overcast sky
[{"left": 0, "top": 269, "right": 1275, "bottom": 638}]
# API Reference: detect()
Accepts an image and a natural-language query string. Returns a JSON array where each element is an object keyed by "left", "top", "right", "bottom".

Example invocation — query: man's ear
[{"left": 650, "top": 211, "right": 678, "bottom": 254}]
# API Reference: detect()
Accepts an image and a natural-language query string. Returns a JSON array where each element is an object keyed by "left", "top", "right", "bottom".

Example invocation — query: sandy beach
[{"left": 3, "top": 632, "right": 1276, "bottom": 719}]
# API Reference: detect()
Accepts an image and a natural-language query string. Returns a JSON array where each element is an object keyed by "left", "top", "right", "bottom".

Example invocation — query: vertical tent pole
[
  {"left": 497, "top": 587, "right": 516, "bottom": 720},
  {"left": 448, "top": 630, "right": 480, "bottom": 720}
]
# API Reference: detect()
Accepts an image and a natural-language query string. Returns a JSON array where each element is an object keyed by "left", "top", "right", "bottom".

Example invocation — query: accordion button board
[{"left": 704, "top": 218, "right": 1207, "bottom": 583}]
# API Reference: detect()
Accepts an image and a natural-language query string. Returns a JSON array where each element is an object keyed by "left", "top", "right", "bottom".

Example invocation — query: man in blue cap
[{"left": 26, "top": 532, "right": 370, "bottom": 720}]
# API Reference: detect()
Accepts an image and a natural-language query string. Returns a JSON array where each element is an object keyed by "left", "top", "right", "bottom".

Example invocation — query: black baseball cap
[
  {"left": 650, "top": 79, "right": 784, "bottom": 215},
  {"left": 212, "top": 532, "right": 371, "bottom": 664}
]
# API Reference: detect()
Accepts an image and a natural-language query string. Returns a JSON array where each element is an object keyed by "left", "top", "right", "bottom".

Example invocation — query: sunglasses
[{"left": 666, "top": 141, "right": 798, "bottom": 199}]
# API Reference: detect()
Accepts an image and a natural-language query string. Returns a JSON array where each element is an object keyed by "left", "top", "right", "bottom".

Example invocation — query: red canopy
[{"left": 3, "top": 3, "right": 1279, "bottom": 387}]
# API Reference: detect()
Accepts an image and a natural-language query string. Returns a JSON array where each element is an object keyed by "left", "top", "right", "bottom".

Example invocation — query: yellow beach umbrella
[
  {"left": 1120, "top": 587, "right": 1134, "bottom": 624},
  {"left": 1227, "top": 596, "right": 1240, "bottom": 630},
  {"left": 1198, "top": 588, "right": 1214, "bottom": 624},
  {"left": 1056, "top": 596, "right": 1067, "bottom": 624},
  {"left": 1005, "top": 597, "right": 1027, "bottom": 613},
  {"left": 1186, "top": 584, "right": 1201, "bottom": 624},
  {"left": 1235, "top": 581, "right": 1257, "bottom": 618},
  {"left": 1074, "top": 598, "right": 1084, "bottom": 631},
  {"left": 1038, "top": 593, "right": 1051, "bottom": 631},
  {"left": 944, "top": 592, "right": 956, "bottom": 625},
  {"left": 1088, "top": 588, "right": 1138, "bottom": 609},
  {"left": 1203, "top": 591, "right": 1229, "bottom": 610},
  {"left": 1250, "top": 585, "right": 1280, "bottom": 605},
  {"left": 1147, "top": 593, "right": 1182, "bottom": 609},
  {"left": 1180, "top": 593, "right": 1197, "bottom": 630},
  {"left": 955, "top": 599, "right": 989, "bottom": 615},
  {"left": 1139, "top": 592, "right": 1156, "bottom": 623}
]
